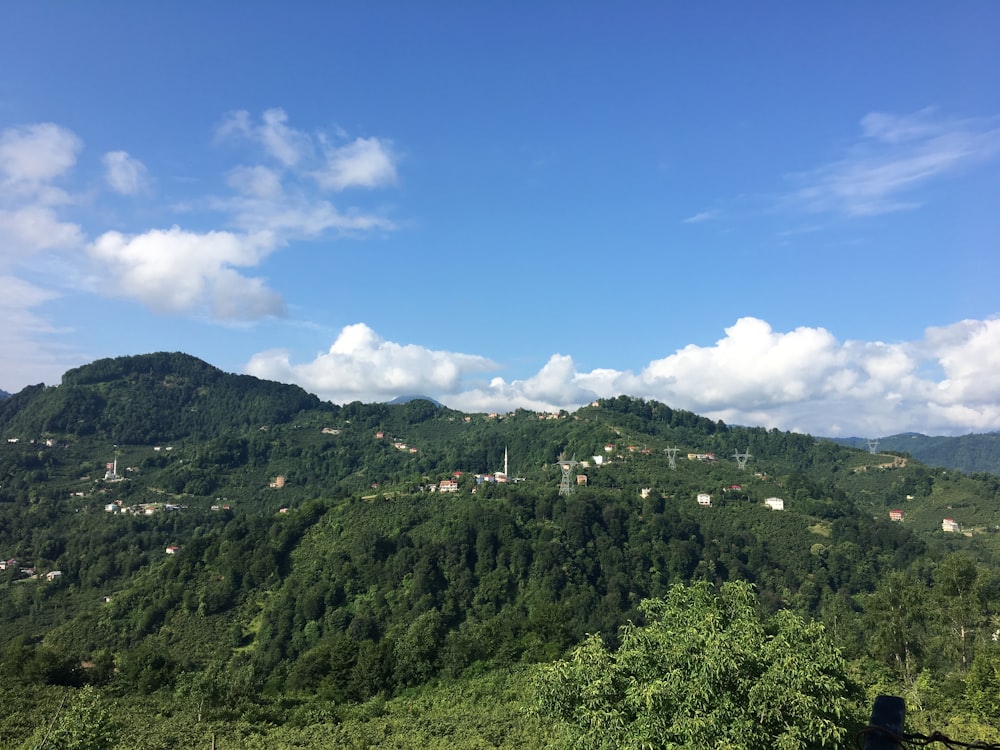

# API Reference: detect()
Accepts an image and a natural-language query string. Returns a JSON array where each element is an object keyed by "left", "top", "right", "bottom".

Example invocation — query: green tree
[
  {"left": 931, "top": 553, "right": 987, "bottom": 671},
  {"left": 20, "top": 685, "right": 117, "bottom": 750},
  {"left": 533, "top": 581, "right": 860, "bottom": 749}
]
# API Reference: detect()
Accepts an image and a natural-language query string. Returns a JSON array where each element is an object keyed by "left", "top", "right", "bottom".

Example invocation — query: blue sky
[{"left": 2, "top": 2, "right": 999, "bottom": 436}]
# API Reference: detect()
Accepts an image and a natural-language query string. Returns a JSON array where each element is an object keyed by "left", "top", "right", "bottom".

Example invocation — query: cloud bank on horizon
[
  {"left": 2, "top": 101, "right": 998, "bottom": 437},
  {"left": 246, "top": 316, "right": 1000, "bottom": 439}
]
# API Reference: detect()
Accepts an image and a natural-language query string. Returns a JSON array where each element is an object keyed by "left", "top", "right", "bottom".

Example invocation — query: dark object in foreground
[{"left": 862, "top": 695, "right": 905, "bottom": 750}]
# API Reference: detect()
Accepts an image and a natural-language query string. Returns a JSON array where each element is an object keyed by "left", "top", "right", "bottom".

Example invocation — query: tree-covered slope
[
  {"left": 829, "top": 432, "right": 1000, "bottom": 475},
  {"left": 2, "top": 355, "right": 1000, "bottom": 747},
  {"left": 0, "top": 352, "right": 333, "bottom": 444}
]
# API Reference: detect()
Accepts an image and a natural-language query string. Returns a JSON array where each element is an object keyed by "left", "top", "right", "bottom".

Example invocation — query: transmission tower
[
  {"left": 733, "top": 448, "right": 752, "bottom": 471},
  {"left": 555, "top": 454, "right": 579, "bottom": 496},
  {"left": 867, "top": 438, "right": 880, "bottom": 455},
  {"left": 664, "top": 446, "right": 679, "bottom": 470}
]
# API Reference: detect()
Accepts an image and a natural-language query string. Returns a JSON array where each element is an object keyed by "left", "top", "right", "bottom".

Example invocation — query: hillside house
[
  {"left": 439, "top": 479, "right": 459, "bottom": 493},
  {"left": 697, "top": 493, "right": 712, "bottom": 507},
  {"left": 889, "top": 509, "right": 904, "bottom": 522},
  {"left": 942, "top": 518, "right": 960, "bottom": 532},
  {"left": 576, "top": 474, "right": 588, "bottom": 486},
  {"left": 764, "top": 497, "right": 785, "bottom": 511}
]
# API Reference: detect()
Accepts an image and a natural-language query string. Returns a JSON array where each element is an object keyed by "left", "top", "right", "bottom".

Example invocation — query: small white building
[
  {"left": 46, "top": 570, "right": 62, "bottom": 581},
  {"left": 697, "top": 493, "right": 712, "bottom": 507},
  {"left": 942, "top": 518, "right": 960, "bottom": 533},
  {"left": 764, "top": 497, "right": 785, "bottom": 511}
]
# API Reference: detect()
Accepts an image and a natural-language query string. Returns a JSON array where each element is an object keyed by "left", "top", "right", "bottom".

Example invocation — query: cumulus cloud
[
  {"left": 89, "top": 227, "right": 285, "bottom": 320},
  {"left": 314, "top": 136, "right": 398, "bottom": 191},
  {"left": 245, "top": 323, "right": 497, "bottom": 403},
  {"left": 0, "top": 205, "right": 84, "bottom": 255},
  {"left": 217, "top": 108, "right": 397, "bottom": 192},
  {"left": 788, "top": 109, "right": 1000, "bottom": 217},
  {"left": 217, "top": 108, "right": 313, "bottom": 167},
  {"left": 214, "top": 109, "right": 398, "bottom": 238},
  {"left": 102, "top": 150, "right": 148, "bottom": 195},
  {"left": 0, "top": 123, "right": 84, "bottom": 259},
  {"left": 0, "top": 123, "right": 81, "bottom": 186},
  {"left": 251, "top": 317, "right": 1000, "bottom": 437},
  {"left": 5, "top": 109, "right": 398, "bottom": 321}
]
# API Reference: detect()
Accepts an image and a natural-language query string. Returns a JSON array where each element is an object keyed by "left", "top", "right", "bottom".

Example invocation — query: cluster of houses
[
  {"left": 694, "top": 492, "right": 784, "bottom": 510},
  {"left": 374, "top": 431, "right": 420, "bottom": 454},
  {"left": 889, "top": 510, "right": 964, "bottom": 534},
  {"left": 0, "top": 558, "right": 61, "bottom": 582},
  {"left": 103, "top": 500, "right": 185, "bottom": 515}
]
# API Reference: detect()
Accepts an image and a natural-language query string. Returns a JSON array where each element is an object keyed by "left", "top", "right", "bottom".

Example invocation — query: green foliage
[
  {"left": 3, "top": 369, "right": 1000, "bottom": 745},
  {"left": 533, "top": 581, "right": 863, "bottom": 749},
  {"left": 18, "top": 685, "right": 118, "bottom": 750}
]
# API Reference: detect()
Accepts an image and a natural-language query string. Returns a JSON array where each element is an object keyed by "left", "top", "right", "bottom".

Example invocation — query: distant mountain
[
  {"left": 385, "top": 394, "right": 444, "bottom": 407},
  {"left": 0, "top": 388, "right": 9, "bottom": 400},
  {"left": 826, "top": 432, "right": 1000, "bottom": 475}
]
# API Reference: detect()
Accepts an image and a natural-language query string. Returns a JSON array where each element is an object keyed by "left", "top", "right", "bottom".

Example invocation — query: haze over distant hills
[{"left": 827, "top": 433, "right": 1000, "bottom": 476}]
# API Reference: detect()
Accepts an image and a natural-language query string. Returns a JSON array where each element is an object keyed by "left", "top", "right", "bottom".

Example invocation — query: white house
[
  {"left": 764, "top": 497, "right": 785, "bottom": 511},
  {"left": 697, "top": 493, "right": 712, "bottom": 507},
  {"left": 942, "top": 518, "right": 960, "bottom": 533}
]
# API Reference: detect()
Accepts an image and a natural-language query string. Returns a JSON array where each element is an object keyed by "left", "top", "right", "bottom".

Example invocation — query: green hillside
[
  {"left": 1, "top": 353, "right": 1000, "bottom": 748},
  {"left": 829, "top": 432, "right": 1000, "bottom": 475}
]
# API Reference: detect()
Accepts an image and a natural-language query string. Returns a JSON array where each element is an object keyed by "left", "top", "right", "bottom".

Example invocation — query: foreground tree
[{"left": 533, "top": 581, "right": 862, "bottom": 749}]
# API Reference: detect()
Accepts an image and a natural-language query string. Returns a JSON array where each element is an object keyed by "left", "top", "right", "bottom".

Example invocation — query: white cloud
[
  {"left": 0, "top": 123, "right": 84, "bottom": 260},
  {"left": 682, "top": 209, "right": 719, "bottom": 224},
  {"left": 0, "top": 205, "right": 84, "bottom": 256},
  {"left": 217, "top": 108, "right": 313, "bottom": 167},
  {"left": 251, "top": 317, "right": 1000, "bottom": 437},
  {"left": 245, "top": 323, "right": 496, "bottom": 403},
  {"left": 89, "top": 226, "right": 284, "bottom": 320},
  {"left": 0, "top": 123, "right": 81, "bottom": 186},
  {"left": 0, "top": 110, "right": 398, "bottom": 334},
  {"left": 0, "top": 275, "right": 80, "bottom": 390},
  {"left": 315, "top": 136, "right": 398, "bottom": 191},
  {"left": 102, "top": 150, "right": 148, "bottom": 195},
  {"left": 214, "top": 109, "right": 398, "bottom": 238},
  {"left": 789, "top": 109, "right": 1000, "bottom": 217}
]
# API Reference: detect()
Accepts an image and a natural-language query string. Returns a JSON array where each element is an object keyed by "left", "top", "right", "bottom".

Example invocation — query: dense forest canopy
[{"left": 1, "top": 352, "right": 999, "bottom": 748}]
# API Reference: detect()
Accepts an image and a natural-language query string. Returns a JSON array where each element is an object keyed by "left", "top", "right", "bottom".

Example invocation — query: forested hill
[
  {"left": 830, "top": 432, "right": 1000, "bottom": 475},
  {"left": 2, "top": 352, "right": 1000, "bottom": 747},
  {"left": 0, "top": 352, "right": 332, "bottom": 444}
]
